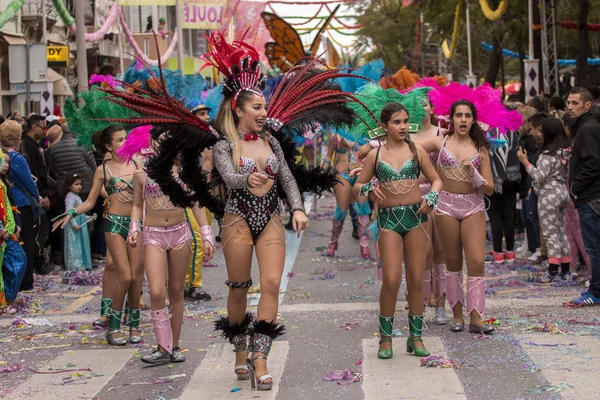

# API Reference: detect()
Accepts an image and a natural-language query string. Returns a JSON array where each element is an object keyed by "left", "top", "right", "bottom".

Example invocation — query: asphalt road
[{"left": 1, "top": 194, "right": 599, "bottom": 400}]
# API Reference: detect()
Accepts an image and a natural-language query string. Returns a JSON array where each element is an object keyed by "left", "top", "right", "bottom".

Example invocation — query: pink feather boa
[
  {"left": 428, "top": 82, "right": 523, "bottom": 133},
  {"left": 117, "top": 125, "right": 152, "bottom": 162}
]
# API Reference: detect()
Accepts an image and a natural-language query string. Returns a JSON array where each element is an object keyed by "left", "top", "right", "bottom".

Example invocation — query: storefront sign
[
  {"left": 182, "top": 0, "right": 228, "bottom": 29},
  {"left": 47, "top": 46, "right": 69, "bottom": 67}
]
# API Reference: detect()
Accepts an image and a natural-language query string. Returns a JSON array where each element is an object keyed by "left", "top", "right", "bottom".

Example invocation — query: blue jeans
[
  {"left": 523, "top": 192, "right": 540, "bottom": 252},
  {"left": 578, "top": 203, "right": 600, "bottom": 297}
]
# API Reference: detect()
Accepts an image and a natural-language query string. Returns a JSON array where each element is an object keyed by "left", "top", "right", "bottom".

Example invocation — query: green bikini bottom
[
  {"left": 105, "top": 213, "right": 131, "bottom": 241},
  {"left": 377, "top": 203, "right": 427, "bottom": 237}
]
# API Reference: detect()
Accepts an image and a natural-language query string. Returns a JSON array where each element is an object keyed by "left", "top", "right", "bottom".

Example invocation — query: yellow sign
[
  {"left": 182, "top": 0, "right": 228, "bottom": 30},
  {"left": 118, "top": 0, "right": 176, "bottom": 5},
  {"left": 47, "top": 46, "right": 69, "bottom": 67}
]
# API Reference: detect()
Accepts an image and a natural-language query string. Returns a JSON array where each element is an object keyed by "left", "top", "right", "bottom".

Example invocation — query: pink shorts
[
  {"left": 436, "top": 191, "right": 486, "bottom": 221},
  {"left": 142, "top": 221, "right": 192, "bottom": 251},
  {"left": 420, "top": 183, "right": 431, "bottom": 197}
]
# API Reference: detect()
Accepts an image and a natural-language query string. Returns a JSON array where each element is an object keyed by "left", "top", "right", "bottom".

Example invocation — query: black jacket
[
  {"left": 21, "top": 134, "right": 48, "bottom": 198},
  {"left": 518, "top": 135, "right": 540, "bottom": 198},
  {"left": 569, "top": 111, "right": 600, "bottom": 207},
  {"left": 45, "top": 132, "right": 96, "bottom": 201}
]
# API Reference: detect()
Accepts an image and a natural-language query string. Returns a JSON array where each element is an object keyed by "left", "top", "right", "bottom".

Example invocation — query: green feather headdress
[
  {"left": 64, "top": 87, "right": 139, "bottom": 150},
  {"left": 349, "top": 84, "right": 431, "bottom": 141}
]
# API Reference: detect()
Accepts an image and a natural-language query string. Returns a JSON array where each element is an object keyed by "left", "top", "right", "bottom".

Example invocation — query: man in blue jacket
[{"left": 567, "top": 87, "right": 600, "bottom": 305}]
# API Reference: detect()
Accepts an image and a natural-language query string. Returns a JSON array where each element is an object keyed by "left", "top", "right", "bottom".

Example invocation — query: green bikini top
[
  {"left": 375, "top": 147, "right": 420, "bottom": 182},
  {"left": 103, "top": 161, "right": 136, "bottom": 197}
]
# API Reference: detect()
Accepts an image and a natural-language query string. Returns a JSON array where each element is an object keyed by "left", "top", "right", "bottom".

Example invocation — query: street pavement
[{"left": 1, "top": 194, "right": 599, "bottom": 400}]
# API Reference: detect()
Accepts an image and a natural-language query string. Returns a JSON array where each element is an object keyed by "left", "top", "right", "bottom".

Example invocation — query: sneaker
[
  {"left": 571, "top": 291, "right": 600, "bottom": 306},
  {"left": 518, "top": 250, "right": 534, "bottom": 259},
  {"left": 485, "top": 251, "right": 505, "bottom": 264},
  {"left": 560, "top": 272, "right": 577, "bottom": 281},
  {"left": 515, "top": 243, "right": 528, "bottom": 256},
  {"left": 185, "top": 286, "right": 212, "bottom": 302},
  {"left": 171, "top": 347, "right": 186, "bottom": 363},
  {"left": 141, "top": 349, "right": 171, "bottom": 365},
  {"left": 534, "top": 273, "right": 559, "bottom": 285},
  {"left": 528, "top": 249, "right": 542, "bottom": 263},
  {"left": 504, "top": 251, "right": 516, "bottom": 263},
  {"left": 434, "top": 307, "right": 447, "bottom": 325}
]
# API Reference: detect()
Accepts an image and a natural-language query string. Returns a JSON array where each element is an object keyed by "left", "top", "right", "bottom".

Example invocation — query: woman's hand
[
  {"left": 247, "top": 172, "right": 269, "bottom": 189},
  {"left": 52, "top": 215, "right": 71, "bottom": 231},
  {"left": 114, "top": 181, "right": 131, "bottom": 192},
  {"left": 75, "top": 225, "right": 81, "bottom": 231},
  {"left": 517, "top": 147, "right": 528, "bottom": 165},
  {"left": 292, "top": 210, "right": 308, "bottom": 237},
  {"left": 203, "top": 241, "right": 215, "bottom": 260},
  {"left": 369, "top": 187, "right": 386, "bottom": 205},
  {"left": 127, "top": 231, "right": 138, "bottom": 246},
  {"left": 349, "top": 167, "right": 363, "bottom": 178},
  {"left": 0, "top": 229, "right": 9, "bottom": 241},
  {"left": 358, "top": 143, "right": 373, "bottom": 160},
  {"left": 417, "top": 199, "right": 433, "bottom": 215},
  {"left": 462, "top": 160, "right": 475, "bottom": 177}
]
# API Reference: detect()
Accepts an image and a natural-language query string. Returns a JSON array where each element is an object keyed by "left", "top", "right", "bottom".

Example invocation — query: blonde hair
[
  {"left": 216, "top": 96, "right": 242, "bottom": 171},
  {"left": 0, "top": 120, "right": 22, "bottom": 148}
]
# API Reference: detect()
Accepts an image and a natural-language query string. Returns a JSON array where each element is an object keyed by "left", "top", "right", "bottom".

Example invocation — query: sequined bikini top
[
  {"left": 239, "top": 153, "right": 280, "bottom": 179},
  {"left": 437, "top": 137, "right": 481, "bottom": 169},
  {"left": 103, "top": 161, "right": 135, "bottom": 201},
  {"left": 376, "top": 158, "right": 420, "bottom": 182},
  {"left": 144, "top": 176, "right": 164, "bottom": 198}
]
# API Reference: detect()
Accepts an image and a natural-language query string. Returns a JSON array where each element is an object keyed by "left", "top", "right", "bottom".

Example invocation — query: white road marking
[
  {"left": 179, "top": 340, "right": 289, "bottom": 400},
  {"left": 362, "top": 337, "right": 467, "bottom": 400},
  {"left": 11, "top": 349, "right": 134, "bottom": 399},
  {"left": 516, "top": 334, "right": 600, "bottom": 399}
]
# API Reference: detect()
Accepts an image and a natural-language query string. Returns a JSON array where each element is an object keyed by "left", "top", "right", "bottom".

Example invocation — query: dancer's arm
[
  {"left": 127, "top": 169, "right": 145, "bottom": 246},
  {"left": 353, "top": 149, "right": 385, "bottom": 204},
  {"left": 468, "top": 148, "right": 495, "bottom": 196},
  {"left": 52, "top": 166, "right": 104, "bottom": 231},
  {"left": 417, "top": 145, "right": 443, "bottom": 214},
  {"left": 191, "top": 205, "right": 214, "bottom": 259},
  {"left": 213, "top": 140, "right": 268, "bottom": 189}
]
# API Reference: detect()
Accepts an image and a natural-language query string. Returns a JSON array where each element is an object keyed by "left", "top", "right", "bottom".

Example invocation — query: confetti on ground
[
  {"left": 339, "top": 322, "right": 361, "bottom": 330},
  {"left": 62, "top": 270, "right": 103, "bottom": 286},
  {"left": 523, "top": 382, "right": 573, "bottom": 394},
  {"left": 322, "top": 369, "right": 361, "bottom": 384},
  {"left": 420, "top": 356, "right": 461, "bottom": 369}
]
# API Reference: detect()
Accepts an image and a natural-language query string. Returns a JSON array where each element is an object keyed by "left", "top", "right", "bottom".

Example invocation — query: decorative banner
[
  {"left": 182, "top": 0, "right": 229, "bottom": 29},
  {"left": 118, "top": 0, "right": 176, "bottom": 5},
  {"left": 236, "top": 1, "right": 267, "bottom": 39}
]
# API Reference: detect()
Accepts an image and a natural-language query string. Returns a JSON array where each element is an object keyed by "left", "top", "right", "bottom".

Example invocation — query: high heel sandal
[
  {"left": 407, "top": 314, "right": 430, "bottom": 357},
  {"left": 378, "top": 314, "right": 394, "bottom": 359},
  {"left": 214, "top": 312, "right": 255, "bottom": 380},
  {"left": 248, "top": 319, "right": 285, "bottom": 391}
]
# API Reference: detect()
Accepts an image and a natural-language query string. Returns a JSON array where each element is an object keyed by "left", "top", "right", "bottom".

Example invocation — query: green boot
[
  {"left": 378, "top": 314, "right": 394, "bottom": 359},
  {"left": 128, "top": 308, "right": 142, "bottom": 344},
  {"left": 107, "top": 309, "right": 127, "bottom": 346},
  {"left": 406, "top": 313, "right": 430, "bottom": 357},
  {"left": 93, "top": 298, "right": 112, "bottom": 329}
]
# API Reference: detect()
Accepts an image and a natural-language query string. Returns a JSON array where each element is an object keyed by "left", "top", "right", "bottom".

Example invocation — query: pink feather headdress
[
  {"left": 117, "top": 125, "right": 153, "bottom": 162},
  {"left": 428, "top": 82, "right": 523, "bottom": 134},
  {"left": 89, "top": 74, "right": 120, "bottom": 89}
]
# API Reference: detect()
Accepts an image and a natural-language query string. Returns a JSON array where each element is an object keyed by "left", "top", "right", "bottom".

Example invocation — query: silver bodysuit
[{"left": 212, "top": 135, "right": 304, "bottom": 239}]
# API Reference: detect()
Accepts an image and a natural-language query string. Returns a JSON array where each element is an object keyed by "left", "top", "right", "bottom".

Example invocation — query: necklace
[{"left": 238, "top": 132, "right": 259, "bottom": 141}]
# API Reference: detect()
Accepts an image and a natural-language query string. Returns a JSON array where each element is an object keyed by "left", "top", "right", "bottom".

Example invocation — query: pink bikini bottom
[
  {"left": 436, "top": 191, "right": 486, "bottom": 221},
  {"left": 142, "top": 221, "right": 192, "bottom": 251}
]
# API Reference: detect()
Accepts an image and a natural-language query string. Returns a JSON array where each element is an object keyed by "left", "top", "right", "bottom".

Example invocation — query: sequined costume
[
  {"left": 213, "top": 135, "right": 303, "bottom": 242},
  {"left": 102, "top": 161, "right": 135, "bottom": 240},
  {"left": 374, "top": 148, "right": 427, "bottom": 236}
]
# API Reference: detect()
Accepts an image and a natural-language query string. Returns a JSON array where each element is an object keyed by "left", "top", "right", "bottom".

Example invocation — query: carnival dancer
[
  {"left": 96, "top": 31, "right": 369, "bottom": 390},
  {"left": 420, "top": 100, "right": 496, "bottom": 334},
  {"left": 52, "top": 125, "right": 143, "bottom": 345},
  {"left": 323, "top": 134, "right": 371, "bottom": 258},
  {"left": 122, "top": 128, "right": 215, "bottom": 364},
  {"left": 354, "top": 102, "right": 442, "bottom": 359},
  {"left": 517, "top": 118, "right": 572, "bottom": 282}
]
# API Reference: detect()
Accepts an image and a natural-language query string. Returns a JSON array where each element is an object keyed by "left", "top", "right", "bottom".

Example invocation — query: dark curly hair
[{"left": 449, "top": 100, "right": 490, "bottom": 151}]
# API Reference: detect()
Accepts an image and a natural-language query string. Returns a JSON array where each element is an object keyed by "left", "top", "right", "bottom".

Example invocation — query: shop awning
[
  {"left": 47, "top": 68, "right": 73, "bottom": 96},
  {"left": 1, "top": 33, "right": 26, "bottom": 45}
]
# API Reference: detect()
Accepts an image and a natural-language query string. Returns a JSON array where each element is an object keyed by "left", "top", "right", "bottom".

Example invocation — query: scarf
[{"left": 490, "top": 131, "right": 521, "bottom": 194}]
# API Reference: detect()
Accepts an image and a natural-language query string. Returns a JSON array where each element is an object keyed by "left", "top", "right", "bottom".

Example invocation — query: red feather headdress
[{"left": 202, "top": 31, "right": 265, "bottom": 109}]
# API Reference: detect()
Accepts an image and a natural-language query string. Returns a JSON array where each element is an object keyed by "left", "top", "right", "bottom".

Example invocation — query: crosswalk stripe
[
  {"left": 516, "top": 334, "right": 600, "bottom": 399},
  {"left": 362, "top": 337, "right": 467, "bottom": 400},
  {"left": 179, "top": 340, "right": 289, "bottom": 399},
  {"left": 11, "top": 349, "right": 134, "bottom": 399}
]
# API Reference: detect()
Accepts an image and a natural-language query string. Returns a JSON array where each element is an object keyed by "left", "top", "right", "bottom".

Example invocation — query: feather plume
[
  {"left": 336, "top": 59, "right": 384, "bottom": 93},
  {"left": 428, "top": 82, "right": 523, "bottom": 133},
  {"left": 116, "top": 125, "right": 152, "bottom": 162},
  {"left": 214, "top": 312, "right": 255, "bottom": 342},
  {"left": 251, "top": 319, "right": 286, "bottom": 339},
  {"left": 348, "top": 84, "right": 430, "bottom": 141}
]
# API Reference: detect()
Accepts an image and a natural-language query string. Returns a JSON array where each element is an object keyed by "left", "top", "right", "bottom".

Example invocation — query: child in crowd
[
  {"left": 518, "top": 118, "right": 572, "bottom": 282},
  {"left": 64, "top": 174, "right": 93, "bottom": 270}
]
